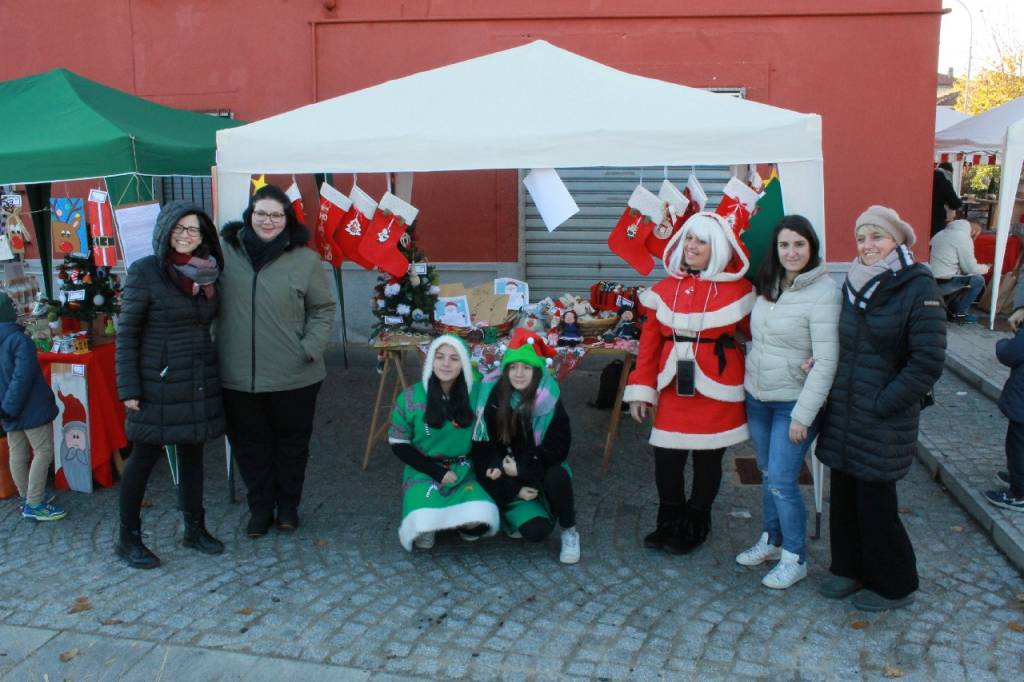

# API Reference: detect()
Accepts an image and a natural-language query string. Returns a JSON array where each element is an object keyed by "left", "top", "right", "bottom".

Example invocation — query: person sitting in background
[
  {"left": 931, "top": 162, "right": 962, "bottom": 238},
  {"left": 929, "top": 219, "right": 990, "bottom": 324}
]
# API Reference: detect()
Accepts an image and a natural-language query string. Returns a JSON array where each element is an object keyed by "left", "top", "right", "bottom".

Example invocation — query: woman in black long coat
[
  {"left": 115, "top": 201, "right": 225, "bottom": 569},
  {"left": 816, "top": 205, "right": 946, "bottom": 611}
]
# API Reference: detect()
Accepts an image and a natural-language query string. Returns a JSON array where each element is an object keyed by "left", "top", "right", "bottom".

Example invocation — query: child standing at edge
[
  {"left": 985, "top": 319, "right": 1024, "bottom": 512},
  {"left": 0, "top": 292, "right": 65, "bottom": 521}
]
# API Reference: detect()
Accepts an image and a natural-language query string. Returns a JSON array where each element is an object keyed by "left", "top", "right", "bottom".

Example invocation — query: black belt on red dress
[{"left": 673, "top": 334, "right": 737, "bottom": 374}]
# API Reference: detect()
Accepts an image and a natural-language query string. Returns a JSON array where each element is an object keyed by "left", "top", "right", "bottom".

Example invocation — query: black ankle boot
[
  {"left": 247, "top": 509, "right": 273, "bottom": 538},
  {"left": 643, "top": 503, "right": 683, "bottom": 549},
  {"left": 115, "top": 521, "right": 161, "bottom": 569},
  {"left": 182, "top": 510, "right": 224, "bottom": 555},
  {"left": 664, "top": 507, "right": 711, "bottom": 555}
]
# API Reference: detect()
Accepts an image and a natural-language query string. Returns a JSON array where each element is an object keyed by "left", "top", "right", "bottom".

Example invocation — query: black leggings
[
  {"left": 120, "top": 442, "right": 204, "bottom": 525},
  {"left": 653, "top": 446, "right": 725, "bottom": 511},
  {"left": 519, "top": 465, "right": 576, "bottom": 542}
]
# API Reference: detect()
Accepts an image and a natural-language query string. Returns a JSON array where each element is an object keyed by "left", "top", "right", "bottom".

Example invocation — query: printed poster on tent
[{"left": 51, "top": 365, "right": 93, "bottom": 493}]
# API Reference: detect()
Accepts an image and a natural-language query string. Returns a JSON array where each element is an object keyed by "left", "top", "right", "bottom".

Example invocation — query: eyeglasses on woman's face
[
  {"left": 252, "top": 210, "right": 286, "bottom": 223},
  {"left": 172, "top": 224, "right": 201, "bottom": 237}
]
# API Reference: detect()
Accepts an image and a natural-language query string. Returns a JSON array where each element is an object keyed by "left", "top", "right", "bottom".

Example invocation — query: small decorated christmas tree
[
  {"left": 56, "top": 253, "right": 121, "bottom": 324},
  {"left": 370, "top": 224, "right": 438, "bottom": 339}
]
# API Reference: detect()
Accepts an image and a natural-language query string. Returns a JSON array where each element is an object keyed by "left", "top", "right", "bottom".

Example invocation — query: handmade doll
[{"left": 557, "top": 310, "right": 582, "bottom": 347}]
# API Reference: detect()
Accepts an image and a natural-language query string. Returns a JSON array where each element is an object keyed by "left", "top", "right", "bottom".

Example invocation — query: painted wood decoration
[
  {"left": 51, "top": 365, "right": 93, "bottom": 493},
  {"left": 50, "top": 197, "right": 87, "bottom": 258},
  {"left": 87, "top": 189, "right": 117, "bottom": 267}
]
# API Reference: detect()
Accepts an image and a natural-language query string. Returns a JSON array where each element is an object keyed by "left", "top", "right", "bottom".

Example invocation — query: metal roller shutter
[{"left": 523, "top": 165, "right": 733, "bottom": 303}]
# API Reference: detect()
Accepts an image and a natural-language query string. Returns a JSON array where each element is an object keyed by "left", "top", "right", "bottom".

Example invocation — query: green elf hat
[{"left": 501, "top": 327, "right": 557, "bottom": 370}]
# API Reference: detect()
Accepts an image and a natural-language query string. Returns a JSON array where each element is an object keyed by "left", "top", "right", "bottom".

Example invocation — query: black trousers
[
  {"left": 1006, "top": 420, "right": 1024, "bottom": 498},
  {"left": 653, "top": 447, "right": 725, "bottom": 511},
  {"left": 520, "top": 465, "right": 576, "bottom": 542},
  {"left": 828, "top": 468, "right": 919, "bottom": 599},
  {"left": 223, "top": 382, "right": 321, "bottom": 517},
  {"left": 119, "top": 442, "right": 204, "bottom": 526}
]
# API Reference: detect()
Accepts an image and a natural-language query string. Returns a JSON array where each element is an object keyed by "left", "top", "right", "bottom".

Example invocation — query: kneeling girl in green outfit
[
  {"left": 389, "top": 335, "right": 500, "bottom": 551},
  {"left": 471, "top": 328, "right": 581, "bottom": 564}
]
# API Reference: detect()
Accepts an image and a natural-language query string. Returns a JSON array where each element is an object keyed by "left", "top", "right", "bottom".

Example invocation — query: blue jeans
[
  {"left": 937, "top": 274, "right": 985, "bottom": 315},
  {"left": 744, "top": 393, "right": 819, "bottom": 562}
]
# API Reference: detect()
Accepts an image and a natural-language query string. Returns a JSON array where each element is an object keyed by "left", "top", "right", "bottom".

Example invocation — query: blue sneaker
[
  {"left": 984, "top": 489, "right": 1024, "bottom": 512},
  {"left": 22, "top": 502, "right": 67, "bottom": 521}
]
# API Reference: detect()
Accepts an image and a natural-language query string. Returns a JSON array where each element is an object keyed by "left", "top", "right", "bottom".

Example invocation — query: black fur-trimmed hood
[{"left": 220, "top": 219, "right": 310, "bottom": 252}]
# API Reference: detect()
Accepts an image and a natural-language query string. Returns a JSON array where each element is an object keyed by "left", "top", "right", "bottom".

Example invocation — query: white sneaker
[
  {"left": 559, "top": 527, "right": 581, "bottom": 564},
  {"left": 735, "top": 532, "right": 782, "bottom": 566},
  {"left": 458, "top": 530, "right": 481, "bottom": 542},
  {"left": 413, "top": 532, "right": 435, "bottom": 549},
  {"left": 761, "top": 549, "right": 807, "bottom": 589}
]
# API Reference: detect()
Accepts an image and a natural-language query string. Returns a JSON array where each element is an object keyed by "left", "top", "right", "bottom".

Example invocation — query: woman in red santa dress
[{"left": 626, "top": 212, "right": 755, "bottom": 555}]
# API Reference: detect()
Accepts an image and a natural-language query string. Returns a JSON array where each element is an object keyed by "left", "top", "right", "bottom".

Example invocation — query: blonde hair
[{"left": 663, "top": 213, "right": 733, "bottom": 279}]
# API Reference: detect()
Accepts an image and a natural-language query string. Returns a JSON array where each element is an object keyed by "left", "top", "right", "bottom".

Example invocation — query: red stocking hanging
[
  {"left": 607, "top": 185, "right": 662, "bottom": 275},
  {"left": 715, "top": 176, "right": 760, "bottom": 231},
  {"left": 315, "top": 182, "right": 350, "bottom": 267},
  {"left": 337, "top": 185, "right": 377, "bottom": 270},
  {"left": 358, "top": 192, "right": 418, "bottom": 278},
  {"left": 87, "top": 189, "right": 117, "bottom": 267}
]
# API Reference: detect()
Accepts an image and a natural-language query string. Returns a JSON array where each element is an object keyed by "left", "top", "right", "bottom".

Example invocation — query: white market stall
[
  {"left": 936, "top": 95, "right": 1024, "bottom": 328},
  {"left": 213, "top": 40, "right": 828, "bottom": 523}
]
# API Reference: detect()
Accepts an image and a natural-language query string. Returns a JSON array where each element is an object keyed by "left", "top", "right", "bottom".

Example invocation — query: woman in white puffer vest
[{"left": 737, "top": 215, "right": 840, "bottom": 589}]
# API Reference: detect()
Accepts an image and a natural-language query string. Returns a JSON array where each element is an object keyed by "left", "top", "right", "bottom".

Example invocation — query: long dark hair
[
  {"left": 424, "top": 373, "right": 474, "bottom": 429},
  {"left": 490, "top": 364, "right": 541, "bottom": 446},
  {"left": 752, "top": 214, "right": 822, "bottom": 302},
  {"left": 242, "top": 184, "right": 310, "bottom": 247}
]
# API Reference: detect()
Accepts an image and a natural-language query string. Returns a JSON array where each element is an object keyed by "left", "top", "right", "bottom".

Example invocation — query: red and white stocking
[
  {"left": 715, "top": 177, "right": 760, "bottom": 231},
  {"left": 359, "top": 192, "right": 418, "bottom": 278},
  {"left": 316, "top": 182, "right": 350, "bottom": 267},
  {"left": 607, "top": 185, "right": 662, "bottom": 275},
  {"left": 337, "top": 185, "right": 378, "bottom": 270}
]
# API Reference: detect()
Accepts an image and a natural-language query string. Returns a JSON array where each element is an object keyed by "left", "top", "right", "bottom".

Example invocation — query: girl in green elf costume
[
  {"left": 471, "top": 328, "right": 581, "bottom": 564},
  {"left": 389, "top": 335, "right": 500, "bottom": 551}
]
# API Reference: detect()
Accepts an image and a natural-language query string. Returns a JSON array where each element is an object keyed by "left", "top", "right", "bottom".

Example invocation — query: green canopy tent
[{"left": 0, "top": 68, "right": 243, "bottom": 293}]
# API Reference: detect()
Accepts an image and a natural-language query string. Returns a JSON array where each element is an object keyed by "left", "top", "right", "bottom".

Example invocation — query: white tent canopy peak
[{"left": 216, "top": 40, "right": 823, "bottom": 174}]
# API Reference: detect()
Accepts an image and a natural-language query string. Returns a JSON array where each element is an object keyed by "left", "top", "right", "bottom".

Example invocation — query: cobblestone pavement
[
  {"left": 1, "top": 346, "right": 1023, "bottom": 680},
  {"left": 943, "top": 319, "right": 1011, "bottom": 402}
]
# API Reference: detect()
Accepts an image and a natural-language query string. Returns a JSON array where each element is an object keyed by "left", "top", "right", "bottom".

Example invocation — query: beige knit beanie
[{"left": 855, "top": 205, "right": 916, "bottom": 248}]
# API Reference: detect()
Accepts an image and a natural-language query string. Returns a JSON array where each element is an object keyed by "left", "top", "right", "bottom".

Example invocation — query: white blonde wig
[{"left": 662, "top": 212, "right": 735, "bottom": 279}]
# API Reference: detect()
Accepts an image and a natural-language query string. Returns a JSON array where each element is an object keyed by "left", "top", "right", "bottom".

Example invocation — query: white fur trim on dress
[
  {"left": 649, "top": 423, "right": 749, "bottom": 449},
  {"left": 623, "top": 384, "right": 659, "bottom": 406},
  {"left": 398, "top": 500, "right": 501, "bottom": 551},
  {"left": 422, "top": 335, "right": 474, "bottom": 391},
  {"left": 640, "top": 287, "right": 755, "bottom": 333}
]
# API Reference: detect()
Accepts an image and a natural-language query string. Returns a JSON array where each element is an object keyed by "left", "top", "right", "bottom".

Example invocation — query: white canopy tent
[
  {"left": 936, "top": 95, "right": 1024, "bottom": 328},
  {"left": 213, "top": 40, "right": 828, "bottom": 521},
  {"left": 936, "top": 106, "right": 970, "bottom": 133},
  {"left": 215, "top": 40, "right": 824, "bottom": 244}
]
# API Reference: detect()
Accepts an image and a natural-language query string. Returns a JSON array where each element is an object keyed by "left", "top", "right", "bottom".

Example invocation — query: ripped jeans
[{"left": 744, "top": 393, "right": 819, "bottom": 562}]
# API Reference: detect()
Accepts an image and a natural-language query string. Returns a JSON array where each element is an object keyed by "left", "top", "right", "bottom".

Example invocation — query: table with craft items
[
  {"left": 363, "top": 339, "right": 635, "bottom": 478},
  {"left": 37, "top": 342, "right": 127, "bottom": 491}
]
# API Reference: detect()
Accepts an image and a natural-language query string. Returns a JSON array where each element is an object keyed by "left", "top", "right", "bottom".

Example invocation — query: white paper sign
[
  {"left": 114, "top": 202, "right": 162, "bottom": 269},
  {"left": 523, "top": 168, "right": 579, "bottom": 232}
]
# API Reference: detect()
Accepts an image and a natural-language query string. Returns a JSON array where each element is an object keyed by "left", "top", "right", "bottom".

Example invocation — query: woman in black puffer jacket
[
  {"left": 816, "top": 205, "right": 946, "bottom": 612},
  {"left": 115, "top": 201, "right": 225, "bottom": 569}
]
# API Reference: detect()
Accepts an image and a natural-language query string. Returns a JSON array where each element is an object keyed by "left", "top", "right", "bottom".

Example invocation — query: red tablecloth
[
  {"left": 974, "top": 233, "right": 1023, "bottom": 282},
  {"left": 38, "top": 343, "right": 127, "bottom": 489}
]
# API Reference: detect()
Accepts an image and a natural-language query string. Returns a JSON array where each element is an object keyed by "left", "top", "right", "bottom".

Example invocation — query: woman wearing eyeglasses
[
  {"left": 115, "top": 201, "right": 225, "bottom": 569},
  {"left": 217, "top": 184, "right": 335, "bottom": 538}
]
